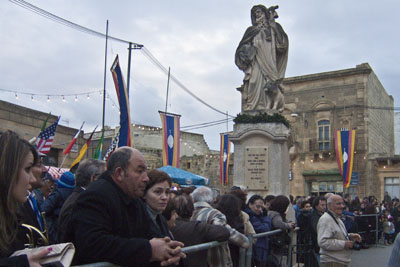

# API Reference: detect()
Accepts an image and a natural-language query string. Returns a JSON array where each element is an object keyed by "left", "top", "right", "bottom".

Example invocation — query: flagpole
[
  {"left": 165, "top": 67, "right": 171, "bottom": 113},
  {"left": 226, "top": 111, "right": 228, "bottom": 133},
  {"left": 102, "top": 20, "right": 109, "bottom": 144}
]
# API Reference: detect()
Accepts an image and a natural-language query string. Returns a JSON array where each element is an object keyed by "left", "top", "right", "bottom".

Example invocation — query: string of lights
[
  {"left": 0, "top": 87, "right": 120, "bottom": 111},
  {"left": 8, "top": 0, "right": 234, "bottom": 118}
]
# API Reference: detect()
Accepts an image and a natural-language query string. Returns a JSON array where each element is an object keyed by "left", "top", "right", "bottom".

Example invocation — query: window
[
  {"left": 385, "top": 177, "right": 400, "bottom": 199},
  {"left": 318, "top": 120, "right": 330, "bottom": 151}
]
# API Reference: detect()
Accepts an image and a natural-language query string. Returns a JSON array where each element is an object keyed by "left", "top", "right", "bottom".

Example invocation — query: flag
[
  {"left": 103, "top": 132, "right": 120, "bottom": 162},
  {"left": 93, "top": 130, "right": 104, "bottom": 160},
  {"left": 335, "top": 129, "right": 356, "bottom": 188},
  {"left": 70, "top": 126, "right": 97, "bottom": 168},
  {"left": 220, "top": 133, "right": 231, "bottom": 185},
  {"left": 111, "top": 55, "right": 132, "bottom": 147},
  {"left": 41, "top": 112, "right": 51, "bottom": 132},
  {"left": 63, "top": 122, "right": 84, "bottom": 155},
  {"left": 159, "top": 112, "right": 180, "bottom": 167},
  {"left": 35, "top": 117, "right": 60, "bottom": 154}
]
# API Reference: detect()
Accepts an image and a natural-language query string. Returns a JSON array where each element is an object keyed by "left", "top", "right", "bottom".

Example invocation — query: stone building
[
  {"left": 0, "top": 100, "right": 86, "bottom": 167},
  {"left": 283, "top": 63, "right": 396, "bottom": 200},
  {"left": 395, "top": 112, "right": 400, "bottom": 154}
]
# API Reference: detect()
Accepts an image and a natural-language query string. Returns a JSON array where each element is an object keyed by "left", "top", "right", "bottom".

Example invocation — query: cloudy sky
[{"left": 1, "top": 0, "right": 399, "bottom": 150}]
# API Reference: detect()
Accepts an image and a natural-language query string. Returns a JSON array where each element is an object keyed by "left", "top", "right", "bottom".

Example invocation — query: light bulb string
[
  {"left": 4, "top": 87, "right": 120, "bottom": 111},
  {"left": 1, "top": 87, "right": 101, "bottom": 97}
]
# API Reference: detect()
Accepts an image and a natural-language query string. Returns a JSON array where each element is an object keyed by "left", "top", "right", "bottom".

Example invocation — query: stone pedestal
[{"left": 230, "top": 122, "right": 290, "bottom": 196}]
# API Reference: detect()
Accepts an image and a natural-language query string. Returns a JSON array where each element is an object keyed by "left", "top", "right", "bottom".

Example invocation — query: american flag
[
  {"left": 35, "top": 117, "right": 60, "bottom": 154},
  {"left": 103, "top": 132, "right": 120, "bottom": 161}
]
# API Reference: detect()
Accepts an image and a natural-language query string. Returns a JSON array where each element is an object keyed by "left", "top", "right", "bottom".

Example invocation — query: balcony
[{"left": 308, "top": 138, "right": 335, "bottom": 152}]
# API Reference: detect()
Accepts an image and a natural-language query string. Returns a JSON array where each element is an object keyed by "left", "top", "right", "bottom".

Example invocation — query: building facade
[
  {"left": 283, "top": 63, "right": 395, "bottom": 200},
  {"left": 0, "top": 100, "right": 86, "bottom": 168}
]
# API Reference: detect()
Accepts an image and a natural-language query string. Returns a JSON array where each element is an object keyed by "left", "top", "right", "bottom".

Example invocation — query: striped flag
[
  {"left": 159, "top": 112, "right": 180, "bottom": 167},
  {"left": 93, "top": 130, "right": 104, "bottom": 160},
  {"left": 35, "top": 117, "right": 60, "bottom": 154},
  {"left": 70, "top": 126, "right": 97, "bottom": 168},
  {"left": 220, "top": 133, "right": 231, "bottom": 185},
  {"left": 111, "top": 55, "right": 132, "bottom": 147},
  {"left": 63, "top": 122, "right": 84, "bottom": 155},
  {"left": 335, "top": 129, "right": 356, "bottom": 188},
  {"left": 103, "top": 132, "right": 119, "bottom": 162}
]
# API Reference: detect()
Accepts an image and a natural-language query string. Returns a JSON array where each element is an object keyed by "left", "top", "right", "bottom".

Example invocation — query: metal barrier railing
[
  {"left": 353, "top": 213, "right": 381, "bottom": 247},
  {"left": 73, "top": 214, "right": 377, "bottom": 267},
  {"left": 73, "top": 227, "right": 298, "bottom": 267}
]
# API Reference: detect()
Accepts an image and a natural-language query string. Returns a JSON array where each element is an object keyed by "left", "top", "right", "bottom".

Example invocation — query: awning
[{"left": 157, "top": 165, "right": 210, "bottom": 186}]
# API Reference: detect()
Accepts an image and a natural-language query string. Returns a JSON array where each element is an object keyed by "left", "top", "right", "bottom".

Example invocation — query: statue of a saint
[{"left": 235, "top": 5, "right": 289, "bottom": 112}]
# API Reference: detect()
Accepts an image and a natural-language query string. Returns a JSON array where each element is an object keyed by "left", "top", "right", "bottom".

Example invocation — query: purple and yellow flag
[
  {"left": 335, "top": 129, "right": 356, "bottom": 188},
  {"left": 159, "top": 112, "right": 180, "bottom": 167},
  {"left": 220, "top": 133, "right": 231, "bottom": 185},
  {"left": 111, "top": 55, "right": 132, "bottom": 147}
]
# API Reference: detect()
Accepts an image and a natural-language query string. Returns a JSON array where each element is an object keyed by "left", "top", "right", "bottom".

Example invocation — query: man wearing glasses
[{"left": 317, "top": 194, "right": 362, "bottom": 267}]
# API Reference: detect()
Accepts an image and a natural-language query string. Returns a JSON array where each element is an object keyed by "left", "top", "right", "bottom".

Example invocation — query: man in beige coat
[{"left": 317, "top": 194, "right": 361, "bottom": 267}]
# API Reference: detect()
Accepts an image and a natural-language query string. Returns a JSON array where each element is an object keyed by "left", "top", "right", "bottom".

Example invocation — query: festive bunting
[
  {"left": 335, "top": 129, "right": 356, "bottom": 188},
  {"left": 220, "top": 133, "right": 231, "bottom": 185},
  {"left": 159, "top": 112, "right": 181, "bottom": 167}
]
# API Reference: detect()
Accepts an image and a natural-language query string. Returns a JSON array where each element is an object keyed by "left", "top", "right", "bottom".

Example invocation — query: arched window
[{"left": 318, "top": 120, "right": 330, "bottom": 151}]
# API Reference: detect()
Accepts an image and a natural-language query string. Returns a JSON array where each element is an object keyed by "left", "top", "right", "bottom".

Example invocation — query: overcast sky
[{"left": 1, "top": 0, "right": 399, "bottom": 150}]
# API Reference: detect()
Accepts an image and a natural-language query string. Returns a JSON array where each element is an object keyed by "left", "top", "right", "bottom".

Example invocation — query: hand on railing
[{"left": 149, "top": 237, "right": 185, "bottom": 266}]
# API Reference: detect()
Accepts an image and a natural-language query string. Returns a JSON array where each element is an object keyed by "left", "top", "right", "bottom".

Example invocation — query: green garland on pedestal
[{"left": 233, "top": 112, "right": 290, "bottom": 128}]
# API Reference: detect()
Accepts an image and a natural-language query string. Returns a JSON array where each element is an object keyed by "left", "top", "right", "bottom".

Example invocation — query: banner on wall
[
  {"left": 159, "top": 111, "right": 181, "bottom": 167},
  {"left": 220, "top": 133, "right": 231, "bottom": 185},
  {"left": 335, "top": 129, "right": 356, "bottom": 188}
]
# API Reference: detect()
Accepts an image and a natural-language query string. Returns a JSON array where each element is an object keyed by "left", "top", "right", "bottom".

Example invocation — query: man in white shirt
[{"left": 317, "top": 194, "right": 361, "bottom": 267}]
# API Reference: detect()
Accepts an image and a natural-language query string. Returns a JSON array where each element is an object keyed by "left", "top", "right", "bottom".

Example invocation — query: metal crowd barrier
[
  {"left": 74, "top": 227, "right": 298, "bottom": 267},
  {"left": 354, "top": 213, "right": 381, "bottom": 247}
]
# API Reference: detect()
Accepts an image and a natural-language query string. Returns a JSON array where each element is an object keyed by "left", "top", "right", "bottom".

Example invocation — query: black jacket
[
  {"left": 0, "top": 225, "right": 30, "bottom": 267},
  {"left": 41, "top": 186, "right": 74, "bottom": 243},
  {"left": 57, "top": 187, "right": 84, "bottom": 243},
  {"left": 310, "top": 209, "right": 324, "bottom": 253},
  {"left": 70, "top": 171, "right": 160, "bottom": 266}
]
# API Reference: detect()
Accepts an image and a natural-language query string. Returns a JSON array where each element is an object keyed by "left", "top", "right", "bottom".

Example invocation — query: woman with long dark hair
[
  {"left": 215, "top": 194, "right": 244, "bottom": 267},
  {"left": 0, "top": 130, "right": 50, "bottom": 266}
]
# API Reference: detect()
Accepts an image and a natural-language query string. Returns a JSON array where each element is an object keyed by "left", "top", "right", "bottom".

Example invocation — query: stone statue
[{"left": 235, "top": 5, "right": 289, "bottom": 113}]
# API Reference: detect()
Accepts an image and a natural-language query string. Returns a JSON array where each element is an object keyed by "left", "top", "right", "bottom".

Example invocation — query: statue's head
[{"left": 251, "top": 5, "right": 269, "bottom": 26}]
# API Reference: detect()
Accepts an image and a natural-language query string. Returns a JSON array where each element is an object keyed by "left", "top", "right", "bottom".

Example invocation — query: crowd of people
[{"left": 1, "top": 129, "right": 399, "bottom": 267}]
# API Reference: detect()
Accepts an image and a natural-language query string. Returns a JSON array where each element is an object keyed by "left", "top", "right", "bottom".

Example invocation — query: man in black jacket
[
  {"left": 310, "top": 197, "right": 327, "bottom": 256},
  {"left": 57, "top": 158, "right": 106, "bottom": 243},
  {"left": 70, "top": 147, "right": 184, "bottom": 266}
]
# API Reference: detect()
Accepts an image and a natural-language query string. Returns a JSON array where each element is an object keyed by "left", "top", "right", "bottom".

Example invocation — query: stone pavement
[{"left": 349, "top": 243, "right": 394, "bottom": 267}]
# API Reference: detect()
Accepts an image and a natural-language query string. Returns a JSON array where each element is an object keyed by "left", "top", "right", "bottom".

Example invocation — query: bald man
[
  {"left": 317, "top": 194, "right": 361, "bottom": 267},
  {"left": 71, "top": 147, "right": 184, "bottom": 266}
]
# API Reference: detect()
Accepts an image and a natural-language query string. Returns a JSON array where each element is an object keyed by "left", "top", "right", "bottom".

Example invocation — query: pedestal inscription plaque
[{"left": 245, "top": 146, "right": 268, "bottom": 190}]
